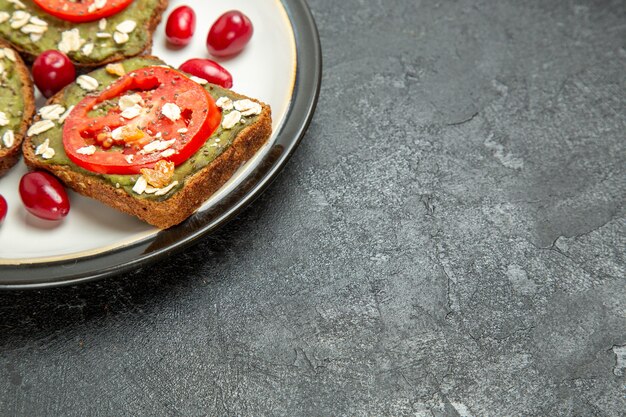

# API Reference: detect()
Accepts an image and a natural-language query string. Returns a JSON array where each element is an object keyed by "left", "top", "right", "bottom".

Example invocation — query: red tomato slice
[
  {"left": 33, "top": 0, "right": 134, "bottom": 23},
  {"left": 63, "top": 66, "right": 221, "bottom": 175}
]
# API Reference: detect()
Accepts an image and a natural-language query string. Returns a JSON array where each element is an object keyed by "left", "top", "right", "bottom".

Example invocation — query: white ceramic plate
[{"left": 0, "top": 0, "right": 321, "bottom": 288}]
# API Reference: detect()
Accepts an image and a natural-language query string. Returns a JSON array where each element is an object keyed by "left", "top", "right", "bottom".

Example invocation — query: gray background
[{"left": 1, "top": 0, "right": 625, "bottom": 415}]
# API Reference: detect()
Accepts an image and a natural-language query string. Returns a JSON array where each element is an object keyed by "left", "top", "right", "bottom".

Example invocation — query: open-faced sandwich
[
  {"left": 0, "top": 40, "right": 35, "bottom": 177},
  {"left": 0, "top": 0, "right": 168, "bottom": 66},
  {"left": 22, "top": 56, "right": 272, "bottom": 228}
]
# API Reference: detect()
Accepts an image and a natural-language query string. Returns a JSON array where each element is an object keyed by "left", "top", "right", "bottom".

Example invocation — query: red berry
[
  {"left": 206, "top": 10, "right": 253, "bottom": 57},
  {"left": 0, "top": 194, "right": 7, "bottom": 224},
  {"left": 19, "top": 171, "right": 70, "bottom": 221},
  {"left": 179, "top": 59, "right": 233, "bottom": 89},
  {"left": 165, "top": 5, "right": 196, "bottom": 46},
  {"left": 32, "top": 50, "right": 76, "bottom": 98}
]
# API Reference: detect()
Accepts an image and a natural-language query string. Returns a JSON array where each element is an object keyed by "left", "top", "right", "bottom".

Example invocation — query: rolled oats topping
[
  {"left": 10, "top": 10, "right": 30, "bottom": 29},
  {"left": 0, "top": 12, "right": 10, "bottom": 24},
  {"left": 22, "top": 15, "right": 48, "bottom": 37},
  {"left": 221, "top": 110, "right": 241, "bottom": 129},
  {"left": 111, "top": 126, "right": 124, "bottom": 140},
  {"left": 189, "top": 75, "right": 208, "bottom": 85},
  {"left": 153, "top": 180, "right": 179, "bottom": 196},
  {"left": 58, "top": 105, "right": 74, "bottom": 124},
  {"left": 118, "top": 93, "right": 143, "bottom": 111},
  {"left": 113, "top": 31, "right": 129, "bottom": 44},
  {"left": 161, "top": 103, "right": 181, "bottom": 122},
  {"left": 215, "top": 97, "right": 233, "bottom": 111},
  {"left": 234, "top": 99, "right": 262, "bottom": 116},
  {"left": 82, "top": 43, "right": 94, "bottom": 56},
  {"left": 76, "top": 145, "right": 97, "bottom": 155},
  {"left": 21, "top": 23, "right": 47, "bottom": 34},
  {"left": 132, "top": 175, "right": 147, "bottom": 194},
  {"left": 96, "top": 32, "right": 112, "bottom": 38},
  {"left": 0, "top": 112, "right": 8, "bottom": 126},
  {"left": 87, "top": 0, "right": 107, "bottom": 13},
  {"left": 27, "top": 120, "right": 55, "bottom": 136},
  {"left": 120, "top": 103, "right": 142, "bottom": 119},
  {"left": 7, "top": 0, "right": 26, "bottom": 9},
  {"left": 2, "top": 130, "right": 14, "bottom": 148},
  {"left": 76, "top": 75, "right": 99, "bottom": 91},
  {"left": 3, "top": 48, "right": 15, "bottom": 62},
  {"left": 141, "top": 138, "right": 175, "bottom": 153},
  {"left": 58, "top": 29, "right": 84, "bottom": 53},
  {"left": 116, "top": 19, "right": 136, "bottom": 34},
  {"left": 160, "top": 148, "right": 175, "bottom": 158},
  {"left": 98, "top": 18, "right": 107, "bottom": 30},
  {"left": 38, "top": 104, "right": 66, "bottom": 120},
  {"left": 35, "top": 138, "right": 55, "bottom": 159},
  {"left": 29, "top": 16, "right": 47, "bottom": 26}
]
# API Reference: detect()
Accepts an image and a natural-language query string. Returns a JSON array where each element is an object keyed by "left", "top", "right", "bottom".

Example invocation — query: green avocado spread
[
  {"left": 28, "top": 56, "right": 260, "bottom": 201},
  {"left": 0, "top": 0, "right": 160, "bottom": 65},
  {"left": 0, "top": 49, "right": 26, "bottom": 149}
]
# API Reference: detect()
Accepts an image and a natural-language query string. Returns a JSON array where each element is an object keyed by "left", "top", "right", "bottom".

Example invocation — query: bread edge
[
  {"left": 0, "top": 40, "right": 35, "bottom": 177},
  {"left": 22, "top": 80, "right": 273, "bottom": 229}
]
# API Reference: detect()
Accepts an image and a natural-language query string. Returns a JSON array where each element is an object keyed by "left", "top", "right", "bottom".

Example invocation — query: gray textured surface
[{"left": 1, "top": 0, "right": 625, "bottom": 415}]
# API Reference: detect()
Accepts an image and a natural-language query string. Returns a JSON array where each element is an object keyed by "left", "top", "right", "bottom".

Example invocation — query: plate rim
[{"left": 0, "top": 0, "right": 322, "bottom": 289}]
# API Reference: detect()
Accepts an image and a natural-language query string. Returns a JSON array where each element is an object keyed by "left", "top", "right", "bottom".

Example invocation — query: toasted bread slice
[
  {"left": 0, "top": 41, "right": 35, "bottom": 177},
  {"left": 0, "top": 0, "right": 168, "bottom": 67},
  {"left": 22, "top": 56, "right": 272, "bottom": 229}
]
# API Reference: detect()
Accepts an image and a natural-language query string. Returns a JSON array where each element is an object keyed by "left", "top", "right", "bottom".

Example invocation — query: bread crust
[
  {"left": 0, "top": 40, "right": 35, "bottom": 177},
  {"left": 22, "top": 70, "right": 272, "bottom": 229},
  {"left": 2, "top": 0, "right": 168, "bottom": 68}
]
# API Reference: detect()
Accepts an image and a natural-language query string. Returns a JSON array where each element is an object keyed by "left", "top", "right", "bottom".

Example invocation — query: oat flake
[
  {"left": 120, "top": 103, "right": 142, "bottom": 119},
  {"left": 113, "top": 31, "right": 129, "bottom": 44},
  {"left": 39, "top": 104, "right": 66, "bottom": 120},
  {"left": 116, "top": 20, "right": 136, "bottom": 34},
  {"left": 132, "top": 176, "right": 147, "bottom": 194},
  {"left": 221, "top": 110, "right": 242, "bottom": 129},
  {"left": 76, "top": 75, "right": 99, "bottom": 91},
  {"left": 2, "top": 130, "right": 14, "bottom": 148},
  {"left": 76, "top": 145, "right": 97, "bottom": 155},
  {"left": 161, "top": 103, "right": 181, "bottom": 122},
  {"left": 216, "top": 97, "right": 234, "bottom": 111},
  {"left": 27, "top": 120, "right": 55, "bottom": 136}
]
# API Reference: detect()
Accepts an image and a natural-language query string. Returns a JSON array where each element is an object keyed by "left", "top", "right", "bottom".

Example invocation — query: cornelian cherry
[
  {"left": 206, "top": 10, "right": 253, "bottom": 57},
  {"left": 0, "top": 194, "right": 7, "bottom": 224},
  {"left": 32, "top": 50, "right": 76, "bottom": 98},
  {"left": 19, "top": 171, "right": 70, "bottom": 221},
  {"left": 165, "top": 5, "right": 196, "bottom": 46},
  {"left": 179, "top": 59, "right": 233, "bottom": 88}
]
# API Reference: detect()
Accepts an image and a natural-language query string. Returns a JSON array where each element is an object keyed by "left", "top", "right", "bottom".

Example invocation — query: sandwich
[
  {"left": 23, "top": 55, "right": 272, "bottom": 228},
  {"left": 0, "top": 40, "right": 35, "bottom": 176},
  {"left": 0, "top": 0, "right": 168, "bottom": 66}
]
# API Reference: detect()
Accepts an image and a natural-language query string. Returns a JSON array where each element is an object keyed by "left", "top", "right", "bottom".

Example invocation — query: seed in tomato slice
[
  {"left": 206, "top": 10, "right": 253, "bottom": 57},
  {"left": 19, "top": 171, "right": 70, "bottom": 221},
  {"left": 0, "top": 194, "right": 7, "bottom": 224},
  {"left": 166, "top": 5, "right": 196, "bottom": 46},
  {"left": 32, "top": 50, "right": 76, "bottom": 98},
  {"left": 179, "top": 59, "right": 233, "bottom": 88}
]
